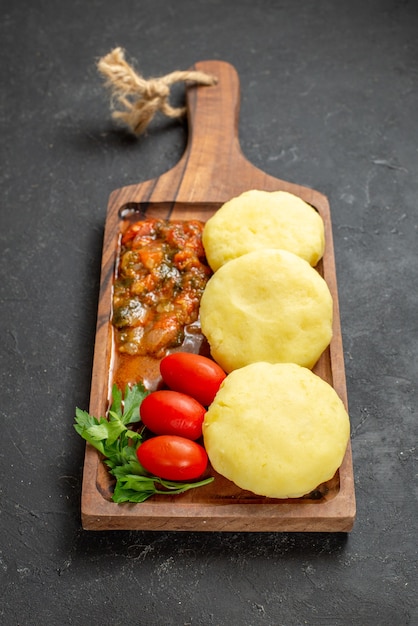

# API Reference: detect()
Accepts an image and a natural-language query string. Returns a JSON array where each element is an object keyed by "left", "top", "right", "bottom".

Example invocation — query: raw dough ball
[
  {"left": 199, "top": 248, "right": 333, "bottom": 372},
  {"left": 203, "top": 362, "right": 350, "bottom": 498},
  {"left": 202, "top": 189, "right": 325, "bottom": 271}
]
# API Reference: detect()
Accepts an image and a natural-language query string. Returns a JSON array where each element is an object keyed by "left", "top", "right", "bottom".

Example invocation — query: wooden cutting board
[{"left": 80, "top": 60, "right": 356, "bottom": 531}]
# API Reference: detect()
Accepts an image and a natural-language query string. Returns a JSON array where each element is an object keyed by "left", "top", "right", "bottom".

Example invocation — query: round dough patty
[
  {"left": 202, "top": 189, "right": 325, "bottom": 271},
  {"left": 203, "top": 362, "right": 350, "bottom": 498},
  {"left": 199, "top": 248, "right": 333, "bottom": 372}
]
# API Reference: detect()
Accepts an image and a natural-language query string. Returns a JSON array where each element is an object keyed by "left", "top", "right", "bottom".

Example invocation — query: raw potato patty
[
  {"left": 199, "top": 248, "right": 333, "bottom": 372},
  {"left": 203, "top": 362, "right": 350, "bottom": 498},
  {"left": 202, "top": 189, "right": 325, "bottom": 271}
]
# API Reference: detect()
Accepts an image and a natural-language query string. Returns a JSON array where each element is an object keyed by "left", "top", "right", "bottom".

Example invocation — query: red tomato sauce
[{"left": 112, "top": 218, "right": 212, "bottom": 362}]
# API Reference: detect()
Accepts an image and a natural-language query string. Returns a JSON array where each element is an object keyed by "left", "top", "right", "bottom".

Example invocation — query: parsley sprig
[{"left": 74, "top": 382, "right": 213, "bottom": 503}]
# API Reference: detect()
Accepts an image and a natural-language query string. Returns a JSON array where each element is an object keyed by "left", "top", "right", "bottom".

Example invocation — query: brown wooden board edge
[{"left": 80, "top": 441, "right": 355, "bottom": 532}]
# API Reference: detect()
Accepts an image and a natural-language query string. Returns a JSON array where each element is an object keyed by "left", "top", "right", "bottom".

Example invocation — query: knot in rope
[
  {"left": 142, "top": 79, "right": 170, "bottom": 101},
  {"left": 97, "top": 47, "right": 218, "bottom": 136}
]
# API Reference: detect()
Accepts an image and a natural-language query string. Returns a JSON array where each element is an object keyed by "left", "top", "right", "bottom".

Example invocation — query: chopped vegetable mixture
[{"left": 112, "top": 218, "right": 212, "bottom": 358}]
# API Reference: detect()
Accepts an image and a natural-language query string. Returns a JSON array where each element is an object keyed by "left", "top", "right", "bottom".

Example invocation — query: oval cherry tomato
[
  {"left": 160, "top": 352, "right": 226, "bottom": 406},
  {"left": 136, "top": 435, "right": 208, "bottom": 481},
  {"left": 140, "top": 390, "right": 206, "bottom": 440}
]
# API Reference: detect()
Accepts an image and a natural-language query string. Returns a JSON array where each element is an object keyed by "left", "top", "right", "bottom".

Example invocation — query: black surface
[{"left": 1, "top": 1, "right": 417, "bottom": 624}]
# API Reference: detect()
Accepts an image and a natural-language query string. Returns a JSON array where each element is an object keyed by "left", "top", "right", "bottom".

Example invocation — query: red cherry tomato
[
  {"left": 136, "top": 435, "right": 208, "bottom": 481},
  {"left": 160, "top": 352, "right": 226, "bottom": 406},
  {"left": 140, "top": 390, "right": 206, "bottom": 440}
]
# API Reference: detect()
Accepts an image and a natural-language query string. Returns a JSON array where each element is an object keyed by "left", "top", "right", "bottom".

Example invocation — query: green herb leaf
[
  {"left": 111, "top": 473, "right": 214, "bottom": 503},
  {"left": 109, "top": 383, "right": 123, "bottom": 418},
  {"left": 112, "top": 482, "right": 155, "bottom": 503},
  {"left": 74, "top": 408, "right": 109, "bottom": 455},
  {"left": 108, "top": 456, "right": 147, "bottom": 478},
  {"left": 121, "top": 382, "right": 148, "bottom": 424}
]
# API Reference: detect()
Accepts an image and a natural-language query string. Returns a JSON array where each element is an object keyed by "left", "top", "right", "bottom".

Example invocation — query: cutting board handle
[
  {"left": 170, "top": 60, "right": 256, "bottom": 201},
  {"left": 183, "top": 61, "right": 243, "bottom": 167}
]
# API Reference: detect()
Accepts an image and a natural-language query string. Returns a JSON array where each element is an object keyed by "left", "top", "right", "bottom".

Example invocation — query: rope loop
[{"left": 97, "top": 47, "right": 218, "bottom": 135}]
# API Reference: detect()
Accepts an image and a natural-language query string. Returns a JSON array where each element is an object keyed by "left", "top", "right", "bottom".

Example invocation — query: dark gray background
[{"left": 1, "top": 1, "right": 417, "bottom": 624}]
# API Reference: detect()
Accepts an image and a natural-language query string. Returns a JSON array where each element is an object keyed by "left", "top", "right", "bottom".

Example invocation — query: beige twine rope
[{"left": 97, "top": 47, "right": 218, "bottom": 135}]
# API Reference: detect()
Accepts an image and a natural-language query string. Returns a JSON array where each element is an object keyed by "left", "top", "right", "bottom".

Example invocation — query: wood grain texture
[{"left": 81, "top": 60, "right": 356, "bottom": 532}]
